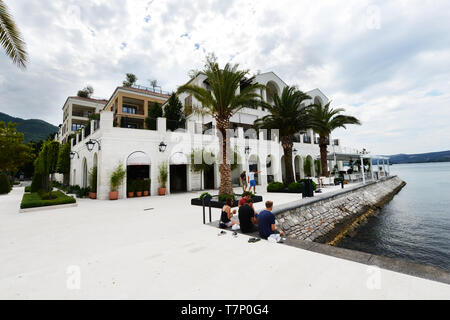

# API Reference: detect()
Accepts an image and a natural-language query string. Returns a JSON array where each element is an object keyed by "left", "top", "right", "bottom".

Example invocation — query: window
[
  {"left": 72, "top": 123, "right": 84, "bottom": 131},
  {"left": 122, "top": 104, "right": 137, "bottom": 114}
]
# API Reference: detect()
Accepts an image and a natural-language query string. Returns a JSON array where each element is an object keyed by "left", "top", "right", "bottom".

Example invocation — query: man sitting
[
  {"left": 238, "top": 198, "right": 258, "bottom": 233},
  {"left": 257, "top": 201, "right": 285, "bottom": 239},
  {"left": 238, "top": 191, "right": 251, "bottom": 207}
]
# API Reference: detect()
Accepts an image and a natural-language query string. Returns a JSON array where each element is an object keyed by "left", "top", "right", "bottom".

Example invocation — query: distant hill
[
  {"left": 388, "top": 150, "right": 450, "bottom": 164},
  {"left": 0, "top": 112, "right": 58, "bottom": 143}
]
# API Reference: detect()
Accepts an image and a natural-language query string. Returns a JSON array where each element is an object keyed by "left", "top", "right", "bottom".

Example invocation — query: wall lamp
[
  {"left": 86, "top": 139, "right": 101, "bottom": 152},
  {"left": 70, "top": 151, "right": 80, "bottom": 159},
  {"left": 159, "top": 141, "right": 167, "bottom": 152},
  {"left": 244, "top": 146, "right": 251, "bottom": 155},
  {"left": 293, "top": 148, "right": 298, "bottom": 155}
]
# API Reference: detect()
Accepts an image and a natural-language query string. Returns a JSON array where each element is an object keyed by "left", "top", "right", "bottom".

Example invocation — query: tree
[
  {"left": 77, "top": 85, "right": 94, "bottom": 98},
  {"left": 254, "top": 86, "right": 311, "bottom": 184},
  {"left": 303, "top": 157, "right": 312, "bottom": 177},
  {"left": 148, "top": 101, "right": 163, "bottom": 118},
  {"left": 0, "top": 121, "right": 33, "bottom": 175},
  {"left": 177, "top": 57, "right": 264, "bottom": 195},
  {"left": 164, "top": 93, "right": 185, "bottom": 131},
  {"left": 56, "top": 142, "right": 71, "bottom": 185},
  {"left": 308, "top": 101, "right": 361, "bottom": 176},
  {"left": 33, "top": 140, "right": 60, "bottom": 197},
  {"left": 123, "top": 73, "right": 137, "bottom": 87},
  {"left": 0, "top": 0, "right": 27, "bottom": 68}
]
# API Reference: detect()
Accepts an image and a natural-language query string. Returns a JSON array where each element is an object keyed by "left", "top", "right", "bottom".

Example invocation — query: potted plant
[
  {"left": 110, "top": 162, "right": 126, "bottom": 200},
  {"left": 89, "top": 166, "right": 98, "bottom": 199},
  {"left": 136, "top": 179, "right": 143, "bottom": 197},
  {"left": 143, "top": 179, "right": 150, "bottom": 196},
  {"left": 127, "top": 179, "right": 135, "bottom": 198},
  {"left": 158, "top": 162, "right": 168, "bottom": 195}
]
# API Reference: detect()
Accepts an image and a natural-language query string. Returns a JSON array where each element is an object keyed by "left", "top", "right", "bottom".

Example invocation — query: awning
[
  {"left": 170, "top": 152, "right": 188, "bottom": 165},
  {"left": 127, "top": 151, "right": 151, "bottom": 166},
  {"left": 327, "top": 152, "right": 389, "bottom": 161}
]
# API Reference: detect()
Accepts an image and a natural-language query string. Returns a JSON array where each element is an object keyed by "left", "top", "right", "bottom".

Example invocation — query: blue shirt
[{"left": 257, "top": 210, "right": 275, "bottom": 239}]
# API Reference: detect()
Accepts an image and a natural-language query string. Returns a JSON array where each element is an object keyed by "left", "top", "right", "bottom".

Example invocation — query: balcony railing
[
  {"left": 130, "top": 84, "right": 170, "bottom": 95},
  {"left": 303, "top": 135, "right": 311, "bottom": 143}
]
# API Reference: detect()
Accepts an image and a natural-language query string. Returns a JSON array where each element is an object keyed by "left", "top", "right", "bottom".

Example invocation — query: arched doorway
[
  {"left": 82, "top": 158, "right": 88, "bottom": 188},
  {"left": 170, "top": 152, "right": 188, "bottom": 193},
  {"left": 127, "top": 151, "right": 151, "bottom": 196},
  {"left": 294, "top": 155, "right": 302, "bottom": 181},
  {"left": 304, "top": 155, "right": 314, "bottom": 178},
  {"left": 266, "top": 81, "right": 280, "bottom": 105},
  {"left": 266, "top": 155, "right": 275, "bottom": 183}
]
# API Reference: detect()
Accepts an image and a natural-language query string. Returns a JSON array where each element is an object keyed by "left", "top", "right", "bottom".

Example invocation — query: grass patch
[{"left": 20, "top": 190, "right": 76, "bottom": 209}]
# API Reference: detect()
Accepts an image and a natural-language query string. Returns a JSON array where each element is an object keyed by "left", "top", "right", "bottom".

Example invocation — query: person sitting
[
  {"left": 219, "top": 197, "right": 238, "bottom": 228},
  {"left": 238, "top": 198, "right": 258, "bottom": 233},
  {"left": 257, "top": 201, "right": 285, "bottom": 239},
  {"left": 238, "top": 191, "right": 251, "bottom": 207}
]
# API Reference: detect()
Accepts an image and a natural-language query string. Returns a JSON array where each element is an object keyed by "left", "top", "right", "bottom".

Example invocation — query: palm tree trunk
[
  {"left": 319, "top": 136, "right": 329, "bottom": 177},
  {"left": 216, "top": 117, "right": 234, "bottom": 195},
  {"left": 281, "top": 136, "right": 295, "bottom": 184}
]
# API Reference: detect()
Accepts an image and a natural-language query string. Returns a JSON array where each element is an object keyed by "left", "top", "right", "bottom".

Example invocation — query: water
[{"left": 337, "top": 162, "right": 450, "bottom": 272}]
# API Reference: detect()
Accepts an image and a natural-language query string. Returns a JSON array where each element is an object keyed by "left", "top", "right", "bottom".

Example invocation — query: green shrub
[
  {"left": 143, "top": 179, "right": 150, "bottom": 192},
  {"left": 76, "top": 187, "right": 90, "bottom": 198},
  {"left": 127, "top": 180, "right": 135, "bottom": 193},
  {"left": 110, "top": 163, "right": 126, "bottom": 192},
  {"left": 158, "top": 162, "right": 168, "bottom": 188},
  {"left": 20, "top": 191, "right": 76, "bottom": 209},
  {"left": 89, "top": 166, "right": 97, "bottom": 193},
  {"left": 0, "top": 173, "right": 11, "bottom": 194},
  {"left": 218, "top": 194, "right": 235, "bottom": 202},
  {"left": 13, "top": 181, "right": 20, "bottom": 185},
  {"left": 267, "top": 181, "right": 285, "bottom": 192},
  {"left": 24, "top": 186, "right": 31, "bottom": 193},
  {"left": 30, "top": 173, "right": 43, "bottom": 192},
  {"left": 199, "top": 192, "right": 212, "bottom": 200},
  {"left": 288, "top": 181, "right": 303, "bottom": 190}
]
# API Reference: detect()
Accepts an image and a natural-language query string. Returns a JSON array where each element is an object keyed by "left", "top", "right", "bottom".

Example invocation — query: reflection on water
[{"left": 337, "top": 162, "right": 450, "bottom": 272}]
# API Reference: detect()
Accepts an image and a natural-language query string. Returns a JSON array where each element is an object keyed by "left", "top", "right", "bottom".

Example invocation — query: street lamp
[
  {"left": 85, "top": 139, "right": 101, "bottom": 152},
  {"left": 159, "top": 141, "right": 167, "bottom": 152}
]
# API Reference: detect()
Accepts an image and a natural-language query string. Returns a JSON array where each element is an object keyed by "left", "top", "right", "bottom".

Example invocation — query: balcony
[{"left": 302, "top": 134, "right": 311, "bottom": 144}]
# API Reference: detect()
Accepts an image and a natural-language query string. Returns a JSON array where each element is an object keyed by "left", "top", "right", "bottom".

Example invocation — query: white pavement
[{"left": 0, "top": 186, "right": 449, "bottom": 299}]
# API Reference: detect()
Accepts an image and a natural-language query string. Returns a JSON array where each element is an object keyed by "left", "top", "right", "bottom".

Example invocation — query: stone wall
[{"left": 275, "top": 176, "right": 406, "bottom": 244}]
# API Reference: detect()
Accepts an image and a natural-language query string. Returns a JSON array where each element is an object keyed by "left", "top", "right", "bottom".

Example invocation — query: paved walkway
[{"left": 0, "top": 186, "right": 449, "bottom": 299}]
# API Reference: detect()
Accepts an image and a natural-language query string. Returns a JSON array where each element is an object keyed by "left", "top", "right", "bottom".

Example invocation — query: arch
[
  {"left": 266, "top": 81, "right": 280, "bottom": 105},
  {"left": 127, "top": 151, "right": 151, "bottom": 166},
  {"left": 294, "top": 155, "right": 303, "bottom": 181},
  {"left": 93, "top": 153, "right": 98, "bottom": 168},
  {"left": 82, "top": 157, "right": 88, "bottom": 188},
  {"left": 304, "top": 155, "right": 314, "bottom": 178},
  {"left": 169, "top": 152, "right": 188, "bottom": 165}
]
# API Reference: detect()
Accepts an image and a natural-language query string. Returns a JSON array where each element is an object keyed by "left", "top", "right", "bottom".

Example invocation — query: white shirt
[{"left": 248, "top": 172, "right": 255, "bottom": 181}]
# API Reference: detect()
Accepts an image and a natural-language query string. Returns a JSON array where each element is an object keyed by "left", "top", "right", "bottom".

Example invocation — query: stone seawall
[{"left": 274, "top": 176, "right": 406, "bottom": 245}]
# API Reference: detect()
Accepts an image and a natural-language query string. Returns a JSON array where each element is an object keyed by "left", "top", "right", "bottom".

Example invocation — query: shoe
[
  {"left": 248, "top": 237, "right": 260, "bottom": 243},
  {"left": 218, "top": 231, "right": 226, "bottom": 236},
  {"left": 232, "top": 231, "right": 238, "bottom": 238}
]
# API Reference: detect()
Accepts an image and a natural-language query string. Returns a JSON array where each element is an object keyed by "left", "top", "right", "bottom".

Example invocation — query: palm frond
[{"left": 0, "top": 0, "right": 27, "bottom": 68}]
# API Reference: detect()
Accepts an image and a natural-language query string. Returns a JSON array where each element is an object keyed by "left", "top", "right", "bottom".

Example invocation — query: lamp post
[{"left": 85, "top": 139, "right": 101, "bottom": 152}]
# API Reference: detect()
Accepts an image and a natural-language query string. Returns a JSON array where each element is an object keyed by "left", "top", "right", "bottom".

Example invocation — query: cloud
[{"left": 0, "top": 0, "right": 449, "bottom": 155}]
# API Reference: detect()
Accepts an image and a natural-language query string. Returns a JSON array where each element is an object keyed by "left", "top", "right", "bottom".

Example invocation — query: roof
[
  {"left": 62, "top": 96, "right": 107, "bottom": 109},
  {"left": 103, "top": 86, "right": 171, "bottom": 110}
]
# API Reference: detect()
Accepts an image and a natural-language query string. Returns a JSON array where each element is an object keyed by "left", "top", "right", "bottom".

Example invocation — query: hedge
[
  {"left": 0, "top": 173, "right": 11, "bottom": 194},
  {"left": 20, "top": 190, "right": 76, "bottom": 209},
  {"left": 267, "top": 181, "right": 285, "bottom": 192}
]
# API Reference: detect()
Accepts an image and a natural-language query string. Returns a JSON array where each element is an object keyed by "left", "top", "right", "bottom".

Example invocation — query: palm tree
[
  {"left": 177, "top": 58, "right": 264, "bottom": 195},
  {"left": 308, "top": 101, "right": 361, "bottom": 177},
  {"left": 254, "top": 86, "right": 311, "bottom": 184},
  {"left": 0, "top": 0, "right": 27, "bottom": 68}
]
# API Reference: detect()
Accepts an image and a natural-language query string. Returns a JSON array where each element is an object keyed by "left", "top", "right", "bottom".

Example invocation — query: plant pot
[
  {"left": 158, "top": 187, "right": 166, "bottom": 196},
  {"left": 143, "top": 191, "right": 149, "bottom": 196},
  {"left": 89, "top": 192, "right": 97, "bottom": 199},
  {"left": 128, "top": 192, "right": 134, "bottom": 198},
  {"left": 109, "top": 191, "right": 118, "bottom": 200},
  {"left": 136, "top": 191, "right": 142, "bottom": 197}
]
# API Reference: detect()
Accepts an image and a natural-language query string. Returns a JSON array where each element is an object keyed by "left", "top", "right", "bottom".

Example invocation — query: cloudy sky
[{"left": 1, "top": 0, "right": 449, "bottom": 155}]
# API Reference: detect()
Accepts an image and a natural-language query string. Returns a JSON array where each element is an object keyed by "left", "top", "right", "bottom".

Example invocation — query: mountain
[
  {"left": 0, "top": 112, "right": 58, "bottom": 143},
  {"left": 388, "top": 150, "right": 450, "bottom": 164}
]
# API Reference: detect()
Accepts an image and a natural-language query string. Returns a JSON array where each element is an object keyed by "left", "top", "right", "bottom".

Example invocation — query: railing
[
  {"left": 130, "top": 84, "right": 170, "bottom": 95},
  {"left": 303, "top": 135, "right": 311, "bottom": 143},
  {"left": 72, "top": 111, "right": 86, "bottom": 117}
]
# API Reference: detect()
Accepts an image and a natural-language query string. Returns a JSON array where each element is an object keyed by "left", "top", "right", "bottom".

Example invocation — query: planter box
[
  {"left": 191, "top": 195, "right": 263, "bottom": 208},
  {"left": 267, "top": 188, "right": 303, "bottom": 194}
]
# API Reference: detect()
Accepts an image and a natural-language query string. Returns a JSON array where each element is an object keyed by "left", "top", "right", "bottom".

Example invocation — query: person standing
[
  {"left": 240, "top": 171, "right": 248, "bottom": 192},
  {"left": 247, "top": 168, "right": 261, "bottom": 193}
]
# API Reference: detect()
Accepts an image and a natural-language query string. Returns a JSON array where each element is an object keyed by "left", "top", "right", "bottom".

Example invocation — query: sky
[{"left": 0, "top": 0, "right": 449, "bottom": 155}]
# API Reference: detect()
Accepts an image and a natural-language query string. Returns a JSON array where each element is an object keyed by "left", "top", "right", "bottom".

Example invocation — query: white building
[{"left": 66, "top": 71, "right": 354, "bottom": 200}]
